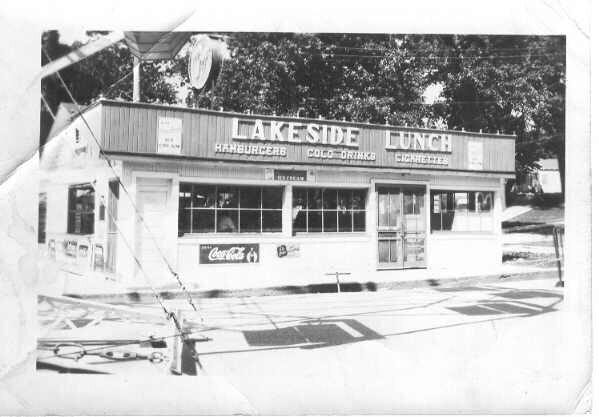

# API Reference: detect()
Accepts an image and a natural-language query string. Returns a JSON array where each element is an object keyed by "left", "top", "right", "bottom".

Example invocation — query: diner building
[{"left": 39, "top": 99, "right": 515, "bottom": 291}]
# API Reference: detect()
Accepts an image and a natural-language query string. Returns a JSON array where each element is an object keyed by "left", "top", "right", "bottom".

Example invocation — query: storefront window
[
  {"left": 293, "top": 188, "right": 367, "bottom": 233},
  {"left": 67, "top": 184, "right": 95, "bottom": 235},
  {"left": 430, "top": 190, "right": 494, "bottom": 232},
  {"left": 179, "top": 184, "right": 283, "bottom": 235},
  {"left": 38, "top": 192, "right": 47, "bottom": 243}
]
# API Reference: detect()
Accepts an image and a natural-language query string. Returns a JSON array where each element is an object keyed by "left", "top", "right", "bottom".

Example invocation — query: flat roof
[{"left": 96, "top": 99, "right": 517, "bottom": 140}]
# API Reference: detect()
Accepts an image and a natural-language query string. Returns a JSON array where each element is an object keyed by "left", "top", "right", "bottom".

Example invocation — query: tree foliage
[
  {"left": 41, "top": 31, "right": 565, "bottom": 189},
  {"left": 425, "top": 35, "right": 565, "bottom": 190},
  {"left": 177, "top": 33, "right": 436, "bottom": 126},
  {"left": 41, "top": 30, "right": 178, "bottom": 144}
]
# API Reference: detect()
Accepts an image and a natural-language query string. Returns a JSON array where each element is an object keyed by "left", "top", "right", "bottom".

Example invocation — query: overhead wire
[
  {"left": 39, "top": 100, "right": 177, "bottom": 322},
  {"left": 42, "top": 47, "right": 199, "bottom": 314}
]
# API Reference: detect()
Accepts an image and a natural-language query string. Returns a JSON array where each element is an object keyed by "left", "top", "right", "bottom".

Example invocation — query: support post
[
  {"left": 325, "top": 272, "right": 351, "bottom": 293},
  {"left": 170, "top": 309, "right": 200, "bottom": 375},
  {"left": 553, "top": 226, "right": 564, "bottom": 287},
  {"left": 133, "top": 56, "right": 141, "bottom": 102}
]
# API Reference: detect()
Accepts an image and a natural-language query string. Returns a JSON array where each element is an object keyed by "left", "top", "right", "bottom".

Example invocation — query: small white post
[{"left": 133, "top": 56, "right": 141, "bottom": 102}]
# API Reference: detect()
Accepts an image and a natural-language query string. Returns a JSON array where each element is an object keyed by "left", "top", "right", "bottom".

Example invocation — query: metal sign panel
[
  {"left": 157, "top": 117, "right": 182, "bottom": 155},
  {"left": 199, "top": 243, "right": 260, "bottom": 264},
  {"left": 100, "top": 101, "right": 516, "bottom": 173}
]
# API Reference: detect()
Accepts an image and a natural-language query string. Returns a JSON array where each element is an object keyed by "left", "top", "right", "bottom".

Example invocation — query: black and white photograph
[{"left": 0, "top": 0, "right": 593, "bottom": 414}]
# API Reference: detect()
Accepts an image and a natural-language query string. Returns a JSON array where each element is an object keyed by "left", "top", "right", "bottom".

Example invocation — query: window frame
[
  {"left": 430, "top": 189, "right": 494, "bottom": 234},
  {"left": 67, "top": 183, "right": 95, "bottom": 235},
  {"left": 292, "top": 187, "right": 368, "bottom": 234},
  {"left": 38, "top": 192, "right": 47, "bottom": 243},
  {"left": 178, "top": 183, "right": 284, "bottom": 236}
]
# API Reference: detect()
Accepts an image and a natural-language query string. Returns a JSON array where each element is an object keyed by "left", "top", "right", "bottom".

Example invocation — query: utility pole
[{"left": 133, "top": 56, "right": 141, "bottom": 102}]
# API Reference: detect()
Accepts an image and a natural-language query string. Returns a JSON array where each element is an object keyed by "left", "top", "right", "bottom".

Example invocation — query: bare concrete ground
[
  {"left": 23, "top": 276, "right": 589, "bottom": 414},
  {"left": 162, "top": 278, "right": 574, "bottom": 413}
]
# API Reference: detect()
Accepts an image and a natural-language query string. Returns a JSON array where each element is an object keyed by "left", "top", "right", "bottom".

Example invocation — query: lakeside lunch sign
[{"left": 213, "top": 117, "right": 453, "bottom": 165}]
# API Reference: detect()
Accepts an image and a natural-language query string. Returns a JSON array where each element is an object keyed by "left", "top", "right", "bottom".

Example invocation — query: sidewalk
[{"left": 63, "top": 264, "right": 560, "bottom": 303}]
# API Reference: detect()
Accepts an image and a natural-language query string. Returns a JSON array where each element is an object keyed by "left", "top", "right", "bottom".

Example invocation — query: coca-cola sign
[{"left": 199, "top": 243, "right": 260, "bottom": 264}]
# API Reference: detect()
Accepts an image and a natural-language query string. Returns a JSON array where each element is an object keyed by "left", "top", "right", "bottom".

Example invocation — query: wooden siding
[{"left": 100, "top": 100, "right": 515, "bottom": 174}]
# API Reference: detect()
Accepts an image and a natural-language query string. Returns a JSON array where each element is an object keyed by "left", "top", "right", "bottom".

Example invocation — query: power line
[
  {"left": 42, "top": 47, "right": 199, "bottom": 315},
  {"left": 309, "top": 52, "right": 565, "bottom": 60}
]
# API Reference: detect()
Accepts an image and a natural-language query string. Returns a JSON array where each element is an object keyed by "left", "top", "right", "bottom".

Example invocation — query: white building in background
[{"left": 537, "top": 158, "right": 562, "bottom": 194}]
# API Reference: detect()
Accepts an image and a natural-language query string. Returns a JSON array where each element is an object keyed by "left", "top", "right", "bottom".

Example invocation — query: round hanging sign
[{"left": 188, "top": 37, "right": 214, "bottom": 89}]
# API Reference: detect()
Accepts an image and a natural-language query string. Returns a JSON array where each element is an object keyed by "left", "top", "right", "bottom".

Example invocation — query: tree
[
  {"left": 41, "top": 32, "right": 565, "bottom": 192},
  {"left": 177, "top": 33, "right": 435, "bottom": 126},
  {"left": 427, "top": 35, "right": 566, "bottom": 193},
  {"left": 41, "top": 30, "right": 178, "bottom": 146}
]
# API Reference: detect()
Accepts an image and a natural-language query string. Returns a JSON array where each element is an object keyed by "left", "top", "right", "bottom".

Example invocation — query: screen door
[{"left": 377, "top": 185, "right": 426, "bottom": 268}]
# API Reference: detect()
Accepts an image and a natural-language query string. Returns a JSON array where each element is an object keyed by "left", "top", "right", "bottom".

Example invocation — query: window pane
[
  {"left": 293, "top": 210, "right": 306, "bottom": 233},
  {"left": 179, "top": 183, "right": 192, "bottom": 209},
  {"left": 479, "top": 192, "right": 493, "bottom": 212},
  {"left": 338, "top": 189, "right": 352, "bottom": 210},
  {"left": 38, "top": 193, "right": 47, "bottom": 243},
  {"left": 351, "top": 190, "right": 366, "bottom": 210},
  {"left": 378, "top": 240, "right": 390, "bottom": 263},
  {"left": 389, "top": 239, "right": 398, "bottom": 263},
  {"left": 68, "top": 185, "right": 95, "bottom": 234},
  {"left": 292, "top": 188, "right": 307, "bottom": 208},
  {"left": 307, "top": 188, "right": 322, "bottom": 209},
  {"left": 339, "top": 211, "right": 352, "bottom": 232},
  {"left": 323, "top": 189, "right": 337, "bottom": 209},
  {"left": 192, "top": 210, "right": 215, "bottom": 233},
  {"left": 431, "top": 213, "right": 442, "bottom": 231},
  {"left": 323, "top": 211, "right": 337, "bottom": 232},
  {"left": 442, "top": 210, "right": 455, "bottom": 231},
  {"left": 403, "top": 193, "right": 415, "bottom": 215},
  {"left": 455, "top": 192, "right": 468, "bottom": 211},
  {"left": 262, "top": 211, "right": 282, "bottom": 232},
  {"left": 263, "top": 187, "right": 283, "bottom": 209},
  {"left": 79, "top": 213, "right": 93, "bottom": 234},
  {"left": 178, "top": 208, "right": 191, "bottom": 236},
  {"left": 240, "top": 210, "right": 261, "bottom": 232},
  {"left": 240, "top": 186, "right": 261, "bottom": 208},
  {"left": 353, "top": 211, "right": 366, "bottom": 232},
  {"left": 389, "top": 193, "right": 401, "bottom": 228},
  {"left": 308, "top": 211, "right": 322, "bottom": 232},
  {"left": 192, "top": 185, "right": 216, "bottom": 208},
  {"left": 217, "top": 210, "right": 238, "bottom": 232},
  {"left": 378, "top": 192, "right": 389, "bottom": 227},
  {"left": 467, "top": 192, "right": 476, "bottom": 212},
  {"left": 415, "top": 193, "right": 423, "bottom": 215},
  {"left": 431, "top": 190, "right": 494, "bottom": 233},
  {"left": 217, "top": 186, "right": 238, "bottom": 208}
]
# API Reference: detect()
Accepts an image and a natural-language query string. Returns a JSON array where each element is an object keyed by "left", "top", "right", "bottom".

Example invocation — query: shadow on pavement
[
  {"left": 242, "top": 318, "right": 384, "bottom": 349},
  {"left": 444, "top": 288, "right": 562, "bottom": 317}
]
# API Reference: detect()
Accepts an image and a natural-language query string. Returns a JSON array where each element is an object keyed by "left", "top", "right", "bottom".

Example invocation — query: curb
[{"left": 65, "top": 268, "right": 560, "bottom": 304}]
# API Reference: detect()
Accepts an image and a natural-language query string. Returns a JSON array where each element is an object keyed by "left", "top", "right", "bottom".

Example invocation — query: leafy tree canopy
[{"left": 41, "top": 31, "right": 565, "bottom": 189}]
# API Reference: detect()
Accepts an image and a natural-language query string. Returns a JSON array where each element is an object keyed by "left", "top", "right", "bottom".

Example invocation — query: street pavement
[
  {"left": 148, "top": 277, "right": 577, "bottom": 414},
  {"left": 29, "top": 276, "right": 588, "bottom": 414}
]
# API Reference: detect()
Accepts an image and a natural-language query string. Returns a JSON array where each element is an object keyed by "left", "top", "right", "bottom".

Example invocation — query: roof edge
[{"left": 97, "top": 99, "right": 518, "bottom": 140}]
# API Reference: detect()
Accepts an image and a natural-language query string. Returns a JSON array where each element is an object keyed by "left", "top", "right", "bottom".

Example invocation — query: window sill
[
  {"left": 376, "top": 265, "right": 427, "bottom": 271},
  {"left": 429, "top": 231, "right": 498, "bottom": 238}
]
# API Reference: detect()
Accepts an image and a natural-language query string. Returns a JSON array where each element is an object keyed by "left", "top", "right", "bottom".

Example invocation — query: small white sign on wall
[
  {"left": 467, "top": 141, "right": 484, "bottom": 170},
  {"left": 157, "top": 117, "right": 182, "bottom": 154}
]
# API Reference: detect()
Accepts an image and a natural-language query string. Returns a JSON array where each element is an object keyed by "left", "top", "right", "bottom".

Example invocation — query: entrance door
[
  {"left": 106, "top": 180, "right": 119, "bottom": 273},
  {"left": 135, "top": 178, "right": 170, "bottom": 283},
  {"left": 376, "top": 185, "right": 426, "bottom": 268}
]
